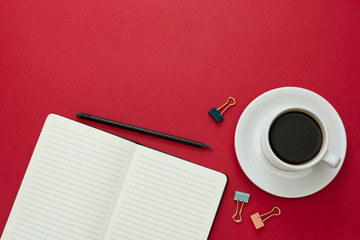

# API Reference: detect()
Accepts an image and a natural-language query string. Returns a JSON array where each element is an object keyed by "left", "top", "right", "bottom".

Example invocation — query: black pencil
[{"left": 77, "top": 112, "right": 212, "bottom": 149}]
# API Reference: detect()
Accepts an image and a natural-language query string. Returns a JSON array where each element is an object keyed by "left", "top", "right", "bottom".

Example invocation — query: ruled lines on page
[
  {"left": 104, "top": 145, "right": 227, "bottom": 240},
  {"left": 1, "top": 114, "right": 136, "bottom": 240}
]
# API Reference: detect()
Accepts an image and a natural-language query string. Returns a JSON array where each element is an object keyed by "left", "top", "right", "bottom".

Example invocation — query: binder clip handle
[
  {"left": 232, "top": 200, "right": 245, "bottom": 223},
  {"left": 217, "top": 97, "right": 236, "bottom": 115},
  {"left": 260, "top": 206, "right": 281, "bottom": 222}
]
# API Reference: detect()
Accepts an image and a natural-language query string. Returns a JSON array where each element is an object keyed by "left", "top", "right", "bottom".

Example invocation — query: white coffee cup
[{"left": 261, "top": 106, "right": 341, "bottom": 172}]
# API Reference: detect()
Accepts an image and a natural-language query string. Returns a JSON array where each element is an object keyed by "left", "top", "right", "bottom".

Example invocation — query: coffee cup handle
[{"left": 321, "top": 151, "right": 341, "bottom": 168}]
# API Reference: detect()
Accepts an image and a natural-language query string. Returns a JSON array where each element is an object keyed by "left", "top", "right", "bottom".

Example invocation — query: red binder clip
[{"left": 250, "top": 206, "right": 281, "bottom": 229}]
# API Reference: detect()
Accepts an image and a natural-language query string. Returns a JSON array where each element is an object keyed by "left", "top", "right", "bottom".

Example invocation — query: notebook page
[
  {"left": 104, "top": 145, "right": 227, "bottom": 240},
  {"left": 1, "top": 114, "right": 136, "bottom": 240}
]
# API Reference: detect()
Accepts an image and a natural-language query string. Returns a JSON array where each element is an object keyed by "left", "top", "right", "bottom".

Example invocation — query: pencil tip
[{"left": 202, "top": 144, "right": 212, "bottom": 149}]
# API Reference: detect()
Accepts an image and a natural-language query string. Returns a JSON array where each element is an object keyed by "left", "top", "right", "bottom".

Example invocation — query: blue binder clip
[
  {"left": 209, "top": 97, "right": 236, "bottom": 123},
  {"left": 232, "top": 191, "right": 250, "bottom": 223}
]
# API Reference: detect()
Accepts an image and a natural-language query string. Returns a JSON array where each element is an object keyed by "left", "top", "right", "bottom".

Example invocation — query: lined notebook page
[
  {"left": 1, "top": 114, "right": 137, "bottom": 240},
  {"left": 104, "top": 145, "right": 227, "bottom": 240}
]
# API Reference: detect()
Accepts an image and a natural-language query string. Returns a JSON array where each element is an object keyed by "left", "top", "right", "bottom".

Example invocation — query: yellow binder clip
[
  {"left": 232, "top": 191, "right": 250, "bottom": 223},
  {"left": 250, "top": 206, "right": 281, "bottom": 229}
]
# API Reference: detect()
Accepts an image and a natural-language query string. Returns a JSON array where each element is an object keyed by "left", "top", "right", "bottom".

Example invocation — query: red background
[{"left": 1, "top": 0, "right": 359, "bottom": 239}]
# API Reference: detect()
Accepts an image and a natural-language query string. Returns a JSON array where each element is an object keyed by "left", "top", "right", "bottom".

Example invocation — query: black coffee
[{"left": 269, "top": 112, "right": 323, "bottom": 165}]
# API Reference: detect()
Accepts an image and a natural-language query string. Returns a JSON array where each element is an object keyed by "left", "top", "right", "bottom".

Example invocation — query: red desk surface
[{"left": 1, "top": 1, "right": 359, "bottom": 239}]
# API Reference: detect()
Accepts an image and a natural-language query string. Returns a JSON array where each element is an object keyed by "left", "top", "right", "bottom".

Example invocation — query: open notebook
[{"left": 1, "top": 114, "right": 227, "bottom": 240}]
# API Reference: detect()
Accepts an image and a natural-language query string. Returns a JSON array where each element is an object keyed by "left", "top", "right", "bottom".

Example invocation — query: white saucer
[{"left": 234, "top": 87, "right": 347, "bottom": 198}]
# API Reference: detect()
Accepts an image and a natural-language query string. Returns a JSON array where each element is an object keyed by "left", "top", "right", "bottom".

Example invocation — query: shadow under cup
[{"left": 268, "top": 111, "right": 323, "bottom": 165}]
